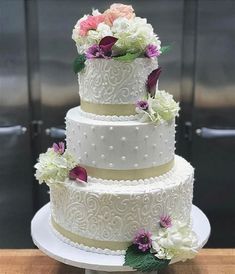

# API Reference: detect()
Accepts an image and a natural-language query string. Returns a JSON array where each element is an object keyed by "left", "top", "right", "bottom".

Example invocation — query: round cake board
[{"left": 31, "top": 203, "right": 210, "bottom": 273}]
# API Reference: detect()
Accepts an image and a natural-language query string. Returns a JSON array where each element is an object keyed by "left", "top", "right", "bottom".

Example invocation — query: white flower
[
  {"left": 92, "top": 9, "right": 101, "bottom": 16},
  {"left": 72, "top": 21, "right": 113, "bottom": 54},
  {"left": 136, "top": 91, "right": 180, "bottom": 123},
  {"left": 87, "top": 23, "right": 113, "bottom": 42},
  {"left": 111, "top": 17, "right": 161, "bottom": 55},
  {"left": 149, "top": 90, "right": 180, "bottom": 122},
  {"left": 151, "top": 221, "right": 198, "bottom": 261},
  {"left": 34, "top": 148, "right": 76, "bottom": 185}
]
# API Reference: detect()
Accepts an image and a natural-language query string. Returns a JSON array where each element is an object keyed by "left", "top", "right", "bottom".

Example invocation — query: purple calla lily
[
  {"left": 146, "top": 67, "right": 162, "bottom": 97},
  {"left": 99, "top": 36, "right": 118, "bottom": 57},
  {"left": 85, "top": 36, "right": 118, "bottom": 59},
  {"left": 69, "top": 165, "right": 88, "bottom": 183}
]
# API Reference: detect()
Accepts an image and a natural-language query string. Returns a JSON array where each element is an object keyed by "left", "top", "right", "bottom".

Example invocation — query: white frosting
[
  {"left": 50, "top": 219, "right": 125, "bottom": 255},
  {"left": 66, "top": 107, "right": 175, "bottom": 170},
  {"left": 50, "top": 156, "right": 194, "bottom": 247},
  {"left": 78, "top": 107, "right": 140, "bottom": 121},
  {"left": 78, "top": 58, "right": 158, "bottom": 104}
]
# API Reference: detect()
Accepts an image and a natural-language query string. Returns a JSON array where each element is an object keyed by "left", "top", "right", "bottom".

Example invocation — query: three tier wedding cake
[{"left": 35, "top": 3, "right": 198, "bottom": 272}]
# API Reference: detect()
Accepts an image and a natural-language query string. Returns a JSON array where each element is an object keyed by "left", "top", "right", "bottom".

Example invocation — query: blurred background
[{"left": 0, "top": 0, "right": 234, "bottom": 248}]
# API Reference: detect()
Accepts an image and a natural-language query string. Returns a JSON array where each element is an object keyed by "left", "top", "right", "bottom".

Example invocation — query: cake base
[{"left": 31, "top": 203, "right": 210, "bottom": 272}]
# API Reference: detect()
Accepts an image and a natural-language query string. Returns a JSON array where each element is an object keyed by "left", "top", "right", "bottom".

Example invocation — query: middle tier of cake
[{"left": 66, "top": 107, "right": 175, "bottom": 180}]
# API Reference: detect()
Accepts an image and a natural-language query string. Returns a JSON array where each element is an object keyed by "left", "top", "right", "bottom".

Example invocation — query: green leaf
[
  {"left": 160, "top": 45, "right": 171, "bottom": 55},
  {"left": 73, "top": 54, "right": 86, "bottom": 73},
  {"left": 114, "top": 52, "right": 141, "bottom": 61},
  {"left": 124, "top": 244, "right": 170, "bottom": 272}
]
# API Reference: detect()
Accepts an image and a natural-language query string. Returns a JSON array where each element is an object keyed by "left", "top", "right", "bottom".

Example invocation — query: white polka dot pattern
[{"left": 66, "top": 107, "right": 175, "bottom": 171}]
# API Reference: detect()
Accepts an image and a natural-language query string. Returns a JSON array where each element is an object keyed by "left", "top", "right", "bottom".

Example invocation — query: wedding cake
[{"left": 35, "top": 3, "right": 198, "bottom": 271}]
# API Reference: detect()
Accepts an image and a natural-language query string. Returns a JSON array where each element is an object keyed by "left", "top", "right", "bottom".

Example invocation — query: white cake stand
[{"left": 31, "top": 203, "right": 210, "bottom": 274}]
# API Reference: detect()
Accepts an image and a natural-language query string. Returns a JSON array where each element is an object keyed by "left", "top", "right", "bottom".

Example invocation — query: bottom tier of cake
[{"left": 49, "top": 155, "right": 194, "bottom": 254}]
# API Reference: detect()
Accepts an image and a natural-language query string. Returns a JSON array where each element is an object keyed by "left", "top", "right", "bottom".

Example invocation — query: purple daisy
[
  {"left": 136, "top": 100, "right": 149, "bottom": 111},
  {"left": 133, "top": 228, "right": 152, "bottom": 252},
  {"left": 145, "top": 44, "right": 160, "bottom": 58},
  {"left": 160, "top": 215, "right": 172, "bottom": 228},
  {"left": 53, "top": 142, "right": 65, "bottom": 154},
  {"left": 85, "top": 44, "right": 105, "bottom": 59}
]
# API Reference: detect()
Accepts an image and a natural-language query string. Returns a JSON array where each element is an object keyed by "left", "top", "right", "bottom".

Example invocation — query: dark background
[{"left": 0, "top": 0, "right": 235, "bottom": 248}]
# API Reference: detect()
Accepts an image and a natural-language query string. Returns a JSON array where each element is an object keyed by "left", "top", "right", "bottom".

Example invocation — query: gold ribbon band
[
  {"left": 51, "top": 217, "right": 130, "bottom": 251},
  {"left": 82, "top": 159, "right": 174, "bottom": 180},
  {"left": 80, "top": 100, "right": 136, "bottom": 116}
]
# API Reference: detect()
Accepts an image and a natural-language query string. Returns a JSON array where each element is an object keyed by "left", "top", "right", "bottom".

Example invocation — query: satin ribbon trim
[
  {"left": 82, "top": 159, "right": 174, "bottom": 180},
  {"left": 51, "top": 217, "right": 130, "bottom": 251},
  {"left": 80, "top": 100, "right": 136, "bottom": 116}
]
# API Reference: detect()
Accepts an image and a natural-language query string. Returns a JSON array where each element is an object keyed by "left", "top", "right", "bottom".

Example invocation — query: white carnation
[
  {"left": 152, "top": 221, "right": 198, "bottom": 261},
  {"left": 34, "top": 148, "right": 76, "bottom": 185}
]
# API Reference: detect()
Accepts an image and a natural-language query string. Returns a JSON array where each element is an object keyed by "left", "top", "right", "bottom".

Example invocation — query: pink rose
[
  {"left": 104, "top": 3, "right": 135, "bottom": 26},
  {"left": 79, "top": 15, "right": 105, "bottom": 36}
]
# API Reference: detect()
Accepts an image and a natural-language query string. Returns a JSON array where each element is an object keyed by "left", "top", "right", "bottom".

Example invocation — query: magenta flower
[
  {"left": 86, "top": 44, "right": 105, "bottom": 59},
  {"left": 145, "top": 44, "right": 160, "bottom": 58},
  {"left": 136, "top": 100, "right": 149, "bottom": 111},
  {"left": 85, "top": 36, "right": 118, "bottom": 59},
  {"left": 160, "top": 215, "right": 172, "bottom": 228},
  {"left": 133, "top": 228, "right": 152, "bottom": 252},
  {"left": 99, "top": 36, "right": 118, "bottom": 57},
  {"left": 53, "top": 142, "right": 65, "bottom": 154},
  {"left": 146, "top": 67, "right": 162, "bottom": 97},
  {"left": 69, "top": 165, "right": 87, "bottom": 183}
]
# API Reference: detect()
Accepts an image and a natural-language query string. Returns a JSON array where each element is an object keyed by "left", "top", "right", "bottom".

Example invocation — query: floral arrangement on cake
[
  {"left": 72, "top": 3, "right": 170, "bottom": 72},
  {"left": 34, "top": 142, "right": 87, "bottom": 185},
  {"left": 135, "top": 68, "right": 180, "bottom": 123},
  {"left": 124, "top": 215, "right": 198, "bottom": 272}
]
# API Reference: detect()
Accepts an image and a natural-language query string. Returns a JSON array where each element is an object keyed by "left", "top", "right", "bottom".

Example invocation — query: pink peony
[
  {"left": 104, "top": 3, "right": 135, "bottom": 26},
  {"left": 79, "top": 15, "right": 105, "bottom": 36}
]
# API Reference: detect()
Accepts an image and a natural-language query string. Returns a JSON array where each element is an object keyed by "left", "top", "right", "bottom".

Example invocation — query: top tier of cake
[
  {"left": 78, "top": 58, "right": 158, "bottom": 114},
  {"left": 72, "top": 3, "right": 162, "bottom": 118}
]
